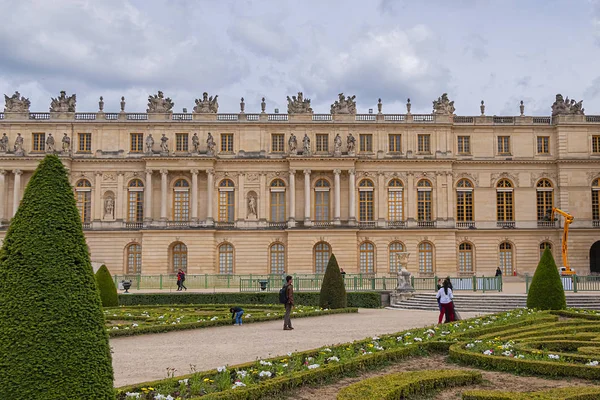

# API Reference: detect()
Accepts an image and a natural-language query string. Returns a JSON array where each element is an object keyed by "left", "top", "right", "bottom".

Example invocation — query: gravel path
[{"left": 111, "top": 308, "right": 482, "bottom": 387}]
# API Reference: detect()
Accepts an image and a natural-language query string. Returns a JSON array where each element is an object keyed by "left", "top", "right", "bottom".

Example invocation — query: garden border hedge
[{"left": 462, "top": 387, "right": 600, "bottom": 399}]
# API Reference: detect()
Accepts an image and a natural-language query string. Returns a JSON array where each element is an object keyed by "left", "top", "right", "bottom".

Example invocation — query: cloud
[
  {"left": 463, "top": 33, "right": 488, "bottom": 61},
  {"left": 227, "top": 16, "right": 298, "bottom": 61}
]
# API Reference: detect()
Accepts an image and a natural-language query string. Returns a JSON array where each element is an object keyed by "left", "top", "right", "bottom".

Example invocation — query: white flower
[
  {"left": 259, "top": 360, "right": 273, "bottom": 366},
  {"left": 466, "top": 343, "right": 475, "bottom": 349},
  {"left": 502, "top": 351, "right": 512, "bottom": 357},
  {"left": 259, "top": 370, "right": 272, "bottom": 377},
  {"left": 158, "top": 315, "right": 165, "bottom": 319},
  {"left": 483, "top": 350, "right": 493, "bottom": 355},
  {"left": 474, "top": 340, "right": 482, "bottom": 343},
  {"left": 517, "top": 354, "right": 525, "bottom": 359},
  {"left": 414, "top": 338, "right": 423, "bottom": 342},
  {"left": 372, "top": 336, "right": 380, "bottom": 340},
  {"left": 267, "top": 313, "right": 271, "bottom": 316},
  {"left": 210, "top": 317, "right": 218, "bottom": 321},
  {"left": 375, "top": 346, "right": 384, "bottom": 351},
  {"left": 232, "top": 381, "right": 247, "bottom": 389},
  {"left": 217, "top": 366, "right": 227, "bottom": 373},
  {"left": 112, "top": 327, "right": 119, "bottom": 330},
  {"left": 586, "top": 361, "right": 599, "bottom": 366},
  {"left": 322, "top": 348, "right": 332, "bottom": 352},
  {"left": 287, "top": 352, "right": 292, "bottom": 357},
  {"left": 132, "top": 323, "right": 139, "bottom": 328},
  {"left": 442, "top": 331, "right": 451, "bottom": 335},
  {"left": 178, "top": 378, "right": 189, "bottom": 384},
  {"left": 282, "top": 363, "right": 288, "bottom": 367},
  {"left": 154, "top": 395, "right": 174, "bottom": 400},
  {"left": 307, "top": 364, "right": 320, "bottom": 369},
  {"left": 548, "top": 354, "right": 560, "bottom": 360},
  {"left": 125, "top": 393, "right": 141, "bottom": 399},
  {"left": 307, "top": 357, "right": 313, "bottom": 361},
  {"left": 236, "top": 370, "right": 248, "bottom": 378},
  {"left": 327, "top": 356, "right": 340, "bottom": 362},
  {"left": 245, "top": 314, "right": 251, "bottom": 318},
  {"left": 425, "top": 329, "right": 435, "bottom": 334}
]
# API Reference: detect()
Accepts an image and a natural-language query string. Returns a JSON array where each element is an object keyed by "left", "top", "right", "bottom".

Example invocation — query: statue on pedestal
[
  {"left": 46, "top": 133, "right": 55, "bottom": 153},
  {"left": 160, "top": 134, "right": 169, "bottom": 153},
  {"left": 4, "top": 91, "right": 30, "bottom": 113},
  {"left": 288, "top": 133, "right": 297, "bottom": 155},
  {"left": 192, "top": 133, "right": 200, "bottom": 153},
  {"left": 395, "top": 252, "right": 414, "bottom": 292},
  {"left": 50, "top": 91, "right": 76, "bottom": 113},
  {"left": 206, "top": 132, "right": 216, "bottom": 156},
  {"left": 145, "top": 134, "right": 154, "bottom": 154},
  {"left": 302, "top": 134, "right": 311, "bottom": 156},
  {"left": 347, "top": 133, "right": 356, "bottom": 155},
  {"left": 333, "top": 133, "right": 342, "bottom": 156},
  {"left": 62, "top": 133, "right": 71, "bottom": 153},
  {"left": 0, "top": 133, "right": 8, "bottom": 152},
  {"left": 14, "top": 133, "right": 24, "bottom": 156}
]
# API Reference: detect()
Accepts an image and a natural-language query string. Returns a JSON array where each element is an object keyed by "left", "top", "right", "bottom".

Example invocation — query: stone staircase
[{"left": 389, "top": 293, "right": 600, "bottom": 312}]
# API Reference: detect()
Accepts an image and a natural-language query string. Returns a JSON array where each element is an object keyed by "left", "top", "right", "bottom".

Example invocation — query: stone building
[{"left": 0, "top": 91, "right": 599, "bottom": 276}]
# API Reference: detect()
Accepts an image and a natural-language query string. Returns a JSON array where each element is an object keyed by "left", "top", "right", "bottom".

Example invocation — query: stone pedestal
[
  {"left": 4, "top": 112, "right": 29, "bottom": 120},
  {"left": 148, "top": 113, "right": 172, "bottom": 121},
  {"left": 332, "top": 114, "right": 354, "bottom": 123},
  {"left": 289, "top": 114, "right": 313, "bottom": 123},
  {"left": 193, "top": 113, "right": 218, "bottom": 122},
  {"left": 50, "top": 112, "right": 74, "bottom": 120}
]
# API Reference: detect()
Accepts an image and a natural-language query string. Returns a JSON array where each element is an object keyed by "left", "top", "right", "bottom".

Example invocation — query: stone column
[
  {"left": 94, "top": 171, "right": 102, "bottom": 221},
  {"left": 238, "top": 173, "right": 245, "bottom": 221},
  {"left": 191, "top": 169, "right": 199, "bottom": 223},
  {"left": 116, "top": 172, "right": 125, "bottom": 221},
  {"left": 435, "top": 173, "right": 443, "bottom": 220},
  {"left": 259, "top": 172, "right": 267, "bottom": 220},
  {"left": 303, "top": 169, "right": 312, "bottom": 226},
  {"left": 160, "top": 169, "right": 168, "bottom": 221},
  {"left": 288, "top": 170, "right": 296, "bottom": 222},
  {"left": 11, "top": 169, "right": 21, "bottom": 218},
  {"left": 206, "top": 169, "right": 214, "bottom": 225},
  {"left": 348, "top": 169, "right": 356, "bottom": 225},
  {"left": 446, "top": 172, "right": 454, "bottom": 222},
  {"left": 333, "top": 169, "right": 341, "bottom": 225},
  {"left": 0, "top": 170, "right": 6, "bottom": 222},
  {"left": 406, "top": 173, "right": 415, "bottom": 221},
  {"left": 377, "top": 171, "right": 385, "bottom": 224},
  {"left": 144, "top": 169, "right": 153, "bottom": 221}
]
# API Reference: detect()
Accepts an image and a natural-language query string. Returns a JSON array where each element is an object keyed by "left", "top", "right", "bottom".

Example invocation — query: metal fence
[
  {"left": 411, "top": 276, "right": 502, "bottom": 292},
  {"left": 525, "top": 274, "right": 600, "bottom": 293},
  {"left": 239, "top": 276, "right": 398, "bottom": 292}
]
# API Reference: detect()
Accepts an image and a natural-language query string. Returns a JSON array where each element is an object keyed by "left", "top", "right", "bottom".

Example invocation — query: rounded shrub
[
  {"left": 0, "top": 155, "right": 114, "bottom": 399},
  {"left": 96, "top": 264, "right": 118, "bottom": 307},
  {"left": 319, "top": 253, "right": 347, "bottom": 309},
  {"left": 527, "top": 247, "right": 567, "bottom": 310}
]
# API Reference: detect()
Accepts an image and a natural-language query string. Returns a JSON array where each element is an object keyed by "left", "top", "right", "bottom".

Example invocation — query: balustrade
[
  {"left": 387, "top": 220, "right": 406, "bottom": 228},
  {"left": 493, "top": 116, "right": 515, "bottom": 124},
  {"left": 268, "top": 221, "right": 287, "bottom": 229},
  {"left": 125, "top": 222, "right": 143, "bottom": 229},
  {"left": 358, "top": 221, "right": 376, "bottom": 229},
  {"left": 74, "top": 113, "right": 96, "bottom": 120},
  {"left": 533, "top": 116, "right": 551, "bottom": 124},
  {"left": 0, "top": 113, "right": 4, "bottom": 120},
  {"left": 497, "top": 221, "right": 516, "bottom": 229},
  {"left": 172, "top": 113, "right": 192, "bottom": 121},
  {"left": 312, "top": 114, "right": 332, "bottom": 121},
  {"left": 29, "top": 113, "right": 50, "bottom": 120},
  {"left": 456, "top": 221, "right": 475, "bottom": 229},
  {"left": 246, "top": 114, "right": 260, "bottom": 121},
  {"left": 384, "top": 114, "right": 405, "bottom": 121},
  {"left": 217, "top": 114, "right": 238, "bottom": 121},
  {"left": 105, "top": 113, "right": 119, "bottom": 120},
  {"left": 586, "top": 115, "right": 600, "bottom": 123},
  {"left": 594, "top": 220, "right": 600, "bottom": 228},
  {"left": 537, "top": 220, "right": 557, "bottom": 228},
  {"left": 126, "top": 113, "right": 148, "bottom": 121},
  {"left": 412, "top": 114, "right": 434, "bottom": 122},
  {"left": 355, "top": 114, "right": 376, "bottom": 121},
  {"left": 453, "top": 116, "right": 473, "bottom": 124},
  {"left": 268, "top": 114, "right": 288, "bottom": 121},
  {"left": 417, "top": 220, "right": 436, "bottom": 228}
]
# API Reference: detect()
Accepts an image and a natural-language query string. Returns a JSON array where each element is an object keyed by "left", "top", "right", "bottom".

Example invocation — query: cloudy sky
[{"left": 1, "top": 0, "right": 599, "bottom": 116}]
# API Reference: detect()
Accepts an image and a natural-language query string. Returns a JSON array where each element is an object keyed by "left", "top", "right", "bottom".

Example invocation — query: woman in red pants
[{"left": 436, "top": 279, "right": 454, "bottom": 324}]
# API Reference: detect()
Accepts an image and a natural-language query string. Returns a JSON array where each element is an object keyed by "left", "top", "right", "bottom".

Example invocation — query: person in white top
[{"left": 436, "top": 279, "right": 455, "bottom": 324}]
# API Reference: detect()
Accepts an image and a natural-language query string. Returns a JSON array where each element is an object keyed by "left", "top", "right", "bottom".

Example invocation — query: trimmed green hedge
[
  {"left": 551, "top": 310, "right": 600, "bottom": 321},
  {"left": 96, "top": 265, "right": 118, "bottom": 307},
  {"left": 119, "top": 291, "right": 382, "bottom": 308},
  {"left": 320, "top": 254, "right": 347, "bottom": 309},
  {"left": 527, "top": 248, "right": 566, "bottom": 310},
  {"left": 337, "top": 369, "right": 481, "bottom": 400},
  {"left": 462, "top": 387, "right": 600, "bottom": 399}
]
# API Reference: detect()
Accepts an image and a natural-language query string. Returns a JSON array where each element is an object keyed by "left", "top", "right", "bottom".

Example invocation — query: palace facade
[{"left": 1, "top": 91, "right": 599, "bottom": 277}]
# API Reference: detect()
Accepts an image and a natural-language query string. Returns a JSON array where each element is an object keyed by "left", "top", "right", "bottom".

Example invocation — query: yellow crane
[{"left": 551, "top": 207, "right": 576, "bottom": 275}]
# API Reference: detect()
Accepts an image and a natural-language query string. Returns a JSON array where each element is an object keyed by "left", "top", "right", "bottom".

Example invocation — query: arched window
[
  {"left": 418, "top": 241, "right": 434, "bottom": 273},
  {"left": 75, "top": 179, "right": 92, "bottom": 223},
  {"left": 458, "top": 242, "right": 473, "bottom": 273},
  {"left": 359, "top": 179, "right": 374, "bottom": 221},
  {"left": 387, "top": 179, "right": 404, "bottom": 222},
  {"left": 388, "top": 241, "right": 405, "bottom": 273},
  {"left": 314, "top": 179, "right": 330, "bottom": 221},
  {"left": 270, "top": 179, "right": 286, "bottom": 222},
  {"left": 499, "top": 242, "right": 513, "bottom": 275},
  {"left": 171, "top": 242, "right": 188, "bottom": 273},
  {"left": 536, "top": 179, "right": 553, "bottom": 221},
  {"left": 456, "top": 179, "right": 474, "bottom": 222},
  {"left": 417, "top": 179, "right": 432, "bottom": 221},
  {"left": 173, "top": 179, "right": 190, "bottom": 221},
  {"left": 126, "top": 243, "right": 142, "bottom": 274},
  {"left": 219, "top": 179, "right": 235, "bottom": 222},
  {"left": 219, "top": 243, "right": 234, "bottom": 274},
  {"left": 314, "top": 241, "right": 331, "bottom": 273},
  {"left": 593, "top": 179, "right": 600, "bottom": 222},
  {"left": 269, "top": 243, "right": 285, "bottom": 274},
  {"left": 540, "top": 241, "right": 552, "bottom": 258},
  {"left": 128, "top": 179, "right": 144, "bottom": 222},
  {"left": 359, "top": 241, "right": 375, "bottom": 273},
  {"left": 496, "top": 179, "right": 514, "bottom": 221}
]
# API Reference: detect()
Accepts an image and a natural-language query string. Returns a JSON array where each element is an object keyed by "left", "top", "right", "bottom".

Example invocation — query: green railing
[
  {"left": 411, "top": 276, "right": 502, "bottom": 292},
  {"left": 526, "top": 274, "right": 600, "bottom": 293},
  {"left": 239, "top": 275, "right": 398, "bottom": 292}
]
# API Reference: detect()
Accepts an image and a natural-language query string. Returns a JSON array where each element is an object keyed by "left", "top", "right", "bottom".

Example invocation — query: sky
[{"left": 1, "top": 0, "right": 599, "bottom": 116}]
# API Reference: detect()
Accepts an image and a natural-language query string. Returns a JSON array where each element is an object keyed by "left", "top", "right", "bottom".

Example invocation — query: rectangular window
[
  {"left": 359, "top": 134, "right": 373, "bottom": 152},
  {"left": 457, "top": 136, "right": 471, "bottom": 154},
  {"left": 176, "top": 133, "right": 188, "bottom": 152},
  {"left": 496, "top": 191, "right": 514, "bottom": 221},
  {"left": 456, "top": 191, "right": 473, "bottom": 221},
  {"left": 221, "top": 133, "right": 233, "bottom": 153},
  {"left": 593, "top": 190, "right": 599, "bottom": 220},
  {"left": 78, "top": 133, "right": 91, "bottom": 153},
  {"left": 32, "top": 133, "right": 45, "bottom": 152},
  {"left": 497, "top": 136, "right": 511, "bottom": 154},
  {"left": 537, "top": 136, "right": 549, "bottom": 154},
  {"left": 417, "top": 134, "right": 430, "bottom": 153},
  {"left": 388, "top": 190, "right": 403, "bottom": 221},
  {"left": 388, "top": 134, "right": 402, "bottom": 152},
  {"left": 271, "top": 134, "right": 285, "bottom": 152},
  {"left": 417, "top": 190, "right": 432, "bottom": 221},
  {"left": 316, "top": 134, "right": 329, "bottom": 152},
  {"left": 359, "top": 190, "right": 374, "bottom": 221},
  {"left": 270, "top": 191, "right": 286, "bottom": 222},
  {"left": 593, "top": 136, "right": 600, "bottom": 154},
  {"left": 130, "top": 133, "right": 143, "bottom": 153}
]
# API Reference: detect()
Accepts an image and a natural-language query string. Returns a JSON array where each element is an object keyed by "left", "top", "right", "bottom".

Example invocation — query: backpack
[{"left": 279, "top": 284, "right": 288, "bottom": 304}]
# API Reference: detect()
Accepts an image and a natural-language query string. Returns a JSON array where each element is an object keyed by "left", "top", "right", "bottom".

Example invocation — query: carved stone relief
[{"left": 490, "top": 172, "right": 519, "bottom": 187}]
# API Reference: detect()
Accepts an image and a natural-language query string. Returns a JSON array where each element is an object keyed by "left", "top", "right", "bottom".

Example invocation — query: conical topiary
[
  {"left": 0, "top": 155, "right": 114, "bottom": 399},
  {"left": 319, "top": 253, "right": 347, "bottom": 309},
  {"left": 526, "top": 247, "right": 567, "bottom": 310},
  {"left": 96, "top": 264, "right": 119, "bottom": 307}
]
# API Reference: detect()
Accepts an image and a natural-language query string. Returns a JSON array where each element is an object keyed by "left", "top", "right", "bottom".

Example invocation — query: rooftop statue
[
  {"left": 193, "top": 92, "right": 219, "bottom": 113},
  {"left": 147, "top": 91, "right": 174, "bottom": 113},
  {"left": 50, "top": 91, "right": 76, "bottom": 113},
  {"left": 551, "top": 94, "right": 585, "bottom": 116},
  {"left": 330, "top": 93, "right": 357, "bottom": 114},
  {"left": 287, "top": 92, "right": 313, "bottom": 114},
  {"left": 432, "top": 93, "right": 455, "bottom": 115},
  {"left": 4, "top": 91, "right": 31, "bottom": 113}
]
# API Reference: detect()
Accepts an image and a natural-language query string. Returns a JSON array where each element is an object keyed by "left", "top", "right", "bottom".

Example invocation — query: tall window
[
  {"left": 417, "top": 179, "right": 432, "bottom": 221},
  {"left": 456, "top": 179, "right": 474, "bottom": 221},
  {"left": 388, "top": 241, "right": 405, "bottom": 273},
  {"left": 126, "top": 243, "right": 142, "bottom": 274},
  {"left": 458, "top": 242, "right": 473, "bottom": 273},
  {"left": 176, "top": 133, "right": 188, "bottom": 152},
  {"left": 540, "top": 242, "right": 552, "bottom": 258},
  {"left": 496, "top": 179, "right": 514, "bottom": 221},
  {"left": 359, "top": 242, "right": 375, "bottom": 273},
  {"left": 537, "top": 136, "right": 549, "bottom": 154},
  {"left": 171, "top": 242, "right": 188, "bottom": 273},
  {"left": 497, "top": 136, "right": 511, "bottom": 154},
  {"left": 219, "top": 179, "right": 235, "bottom": 222},
  {"left": 270, "top": 179, "right": 286, "bottom": 222},
  {"left": 389, "top": 134, "right": 402, "bottom": 152},
  {"left": 457, "top": 136, "right": 471, "bottom": 154},
  {"left": 78, "top": 133, "right": 92, "bottom": 153},
  {"left": 593, "top": 179, "right": 600, "bottom": 221},
  {"left": 359, "top": 134, "right": 373, "bottom": 152},
  {"left": 314, "top": 179, "right": 330, "bottom": 221},
  {"left": 417, "top": 134, "right": 430, "bottom": 153},
  {"left": 499, "top": 242, "right": 513, "bottom": 275},
  {"left": 593, "top": 136, "right": 600, "bottom": 154},
  {"left": 271, "top": 134, "right": 285, "bottom": 152},
  {"left": 269, "top": 243, "right": 285, "bottom": 274},
  {"left": 219, "top": 243, "right": 234, "bottom": 274},
  {"left": 128, "top": 179, "right": 144, "bottom": 222},
  {"left": 32, "top": 133, "right": 45, "bottom": 152},
  {"left": 536, "top": 179, "right": 553, "bottom": 221},
  {"left": 173, "top": 179, "right": 190, "bottom": 221},
  {"left": 316, "top": 134, "right": 329, "bottom": 152},
  {"left": 314, "top": 242, "right": 331, "bottom": 273},
  {"left": 75, "top": 179, "right": 91, "bottom": 223},
  {"left": 418, "top": 242, "right": 434, "bottom": 273},
  {"left": 130, "top": 133, "right": 143, "bottom": 152},
  {"left": 221, "top": 133, "right": 233, "bottom": 152},
  {"left": 386, "top": 179, "right": 405, "bottom": 223},
  {"left": 359, "top": 179, "right": 374, "bottom": 221}
]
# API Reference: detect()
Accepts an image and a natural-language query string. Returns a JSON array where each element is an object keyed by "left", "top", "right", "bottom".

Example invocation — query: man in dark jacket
[
  {"left": 230, "top": 306, "right": 244, "bottom": 326},
  {"left": 283, "top": 275, "right": 294, "bottom": 330}
]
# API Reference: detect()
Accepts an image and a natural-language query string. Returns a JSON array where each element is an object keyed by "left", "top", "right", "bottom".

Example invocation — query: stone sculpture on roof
[
  {"left": 147, "top": 91, "right": 174, "bottom": 113},
  {"left": 432, "top": 93, "right": 455, "bottom": 115},
  {"left": 4, "top": 91, "right": 30, "bottom": 113},
  {"left": 551, "top": 94, "right": 585, "bottom": 116},
  {"left": 193, "top": 92, "right": 219, "bottom": 113},
  {"left": 50, "top": 91, "right": 76, "bottom": 113},
  {"left": 287, "top": 92, "right": 313, "bottom": 114},
  {"left": 330, "top": 93, "right": 357, "bottom": 114}
]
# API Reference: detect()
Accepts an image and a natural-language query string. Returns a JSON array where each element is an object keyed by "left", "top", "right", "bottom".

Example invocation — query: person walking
[
  {"left": 177, "top": 269, "right": 187, "bottom": 291},
  {"left": 436, "top": 279, "right": 454, "bottom": 324},
  {"left": 230, "top": 306, "right": 244, "bottom": 326},
  {"left": 283, "top": 275, "right": 294, "bottom": 330},
  {"left": 436, "top": 278, "right": 443, "bottom": 311},
  {"left": 495, "top": 267, "right": 502, "bottom": 277}
]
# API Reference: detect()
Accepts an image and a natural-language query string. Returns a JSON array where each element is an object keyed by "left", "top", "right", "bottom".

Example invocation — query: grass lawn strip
[{"left": 462, "top": 386, "right": 600, "bottom": 399}]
